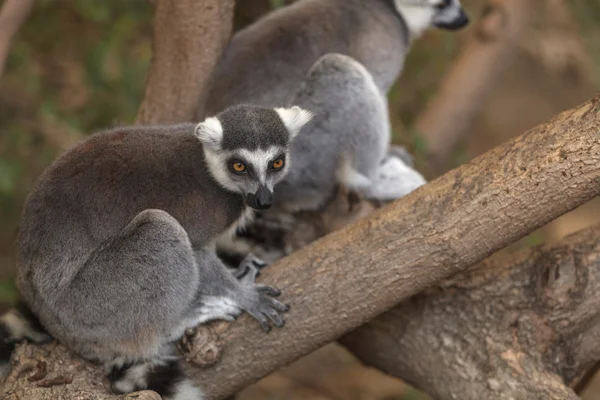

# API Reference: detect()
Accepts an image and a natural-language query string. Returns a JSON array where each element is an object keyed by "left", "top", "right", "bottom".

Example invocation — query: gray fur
[
  {"left": 202, "top": 0, "right": 468, "bottom": 117},
  {"left": 15, "top": 105, "right": 307, "bottom": 398},
  {"left": 272, "top": 53, "right": 390, "bottom": 212},
  {"left": 217, "top": 105, "right": 290, "bottom": 150}
]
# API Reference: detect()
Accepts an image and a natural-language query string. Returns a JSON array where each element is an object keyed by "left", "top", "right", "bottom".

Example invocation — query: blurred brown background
[{"left": 0, "top": 0, "right": 599, "bottom": 398}]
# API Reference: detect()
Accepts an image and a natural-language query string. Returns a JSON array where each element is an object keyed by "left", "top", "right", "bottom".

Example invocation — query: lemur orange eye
[
  {"left": 232, "top": 162, "right": 246, "bottom": 172},
  {"left": 272, "top": 159, "right": 284, "bottom": 169}
]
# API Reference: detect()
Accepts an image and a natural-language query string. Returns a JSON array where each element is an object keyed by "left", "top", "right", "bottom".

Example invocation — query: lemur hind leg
[{"left": 61, "top": 209, "right": 202, "bottom": 399}]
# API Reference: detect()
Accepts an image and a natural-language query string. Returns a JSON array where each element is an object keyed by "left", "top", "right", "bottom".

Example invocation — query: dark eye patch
[{"left": 436, "top": 0, "right": 452, "bottom": 9}]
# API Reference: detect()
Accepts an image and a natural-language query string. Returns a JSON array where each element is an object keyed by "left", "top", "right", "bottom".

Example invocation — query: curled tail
[
  {"left": 0, "top": 300, "right": 51, "bottom": 375},
  {"left": 109, "top": 357, "right": 203, "bottom": 400},
  {"left": 336, "top": 153, "right": 372, "bottom": 192}
]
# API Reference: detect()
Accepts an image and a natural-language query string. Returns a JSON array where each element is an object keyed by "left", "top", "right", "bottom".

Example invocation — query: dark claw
[
  {"left": 261, "top": 320, "right": 271, "bottom": 333},
  {"left": 258, "top": 285, "right": 281, "bottom": 297},
  {"left": 265, "top": 309, "right": 285, "bottom": 328},
  {"left": 262, "top": 296, "right": 289, "bottom": 313}
]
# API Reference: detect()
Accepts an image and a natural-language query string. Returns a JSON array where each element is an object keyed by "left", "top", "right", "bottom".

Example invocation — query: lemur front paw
[
  {"left": 242, "top": 284, "right": 289, "bottom": 332},
  {"left": 232, "top": 253, "right": 268, "bottom": 285}
]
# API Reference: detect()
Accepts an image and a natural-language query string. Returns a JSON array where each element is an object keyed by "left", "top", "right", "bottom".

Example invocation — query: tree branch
[
  {"left": 0, "top": 0, "right": 36, "bottom": 79},
  {"left": 341, "top": 222, "right": 600, "bottom": 400},
  {"left": 135, "top": 0, "right": 235, "bottom": 124},
  {"left": 3, "top": 95, "right": 600, "bottom": 399},
  {"left": 186, "top": 94, "right": 600, "bottom": 399},
  {"left": 416, "top": 0, "right": 539, "bottom": 175}
]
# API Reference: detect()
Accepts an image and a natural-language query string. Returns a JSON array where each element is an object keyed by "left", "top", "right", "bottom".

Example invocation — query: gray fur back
[
  {"left": 273, "top": 54, "right": 390, "bottom": 211},
  {"left": 17, "top": 124, "right": 244, "bottom": 348},
  {"left": 203, "top": 0, "right": 408, "bottom": 117}
]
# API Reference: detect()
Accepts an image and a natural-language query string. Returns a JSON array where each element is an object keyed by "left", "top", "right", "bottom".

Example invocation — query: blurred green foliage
[{"left": 0, "top": 1, "right": 153, "bottom": 280}]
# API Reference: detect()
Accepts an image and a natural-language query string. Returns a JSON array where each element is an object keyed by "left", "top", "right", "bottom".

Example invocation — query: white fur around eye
[
  {"left": 195, "top": 117, "right": 223, "bottom": 150},
  {"left": 237, "top": 147, "right": 282, "bottom": 182},
  {"left": 274, "top": 106, "right": 313, "bottom": 138}
]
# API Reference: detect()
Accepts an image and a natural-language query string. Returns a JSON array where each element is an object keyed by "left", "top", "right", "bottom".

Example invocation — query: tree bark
[
  {"left": 1, "top": 342, "right": 160, "bottom": 400},
  {"left": 341, "top": 222, "right": 600, "bottom": 400},
  {"left": 186, "top": 95, "right": 600, "bottom": 399},
  {"left": 0, "top": 0, "right": 36, "bottom": 79},
  {"left": 135, "top": 0, "right": 235, "bottom": 124},
  {"left": 3, "top": 96, "right": 600, "bottom": 399},
  {"left": 416, "top": 0, "right": 539, "bottom": 175}
]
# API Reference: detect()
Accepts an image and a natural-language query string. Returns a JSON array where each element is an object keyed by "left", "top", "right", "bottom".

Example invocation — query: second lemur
[{"left": 202, "top": 0, "right": 469, "bottom": 116}]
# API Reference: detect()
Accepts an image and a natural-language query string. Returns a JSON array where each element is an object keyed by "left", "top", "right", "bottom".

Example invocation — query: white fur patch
[
  {"left": 336, "top": 154, "right": 372, "bottom": 191},
  {"left": 203, "top": 147, "right": 284, "bottom": 194},
  {"left": 275, "top": 106, "right": 313, "bottom": 138},
  {"left": 393, "top": 1, "right": 436, "bottom": 38},
  {"left": 364, "top": 155, "right": 426, "bottom": 200},
  {"left": 193, "top": 296, "right": 242, "bottom": 325},
  {"left": 171, "top": 380, "right": 204, "bottom": 400},
  {"left": 195, "top": 117, "right": 223, "bottom": 150},
  {"left": 1, "top": 310, "right": 49, "bottom": 343},
  {"left": 203, "top": 148, "right": 239, "bottom": 193},
  {"left": 226, "top": 205, "right": 255, "bottom": 238},
  {"left": 112, "top": 363, "right": 152, "bottom": 393},
  {"left": 237, "top": 147, "right": 282, "bottom": 182}
]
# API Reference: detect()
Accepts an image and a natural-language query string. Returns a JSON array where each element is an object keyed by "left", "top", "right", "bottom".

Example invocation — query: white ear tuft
[
  {"left": 275, "top": 106, "right": 313, "bottom": 138},
  {"left": 194, "top": 117, "right": 223, "bottom": 150}
]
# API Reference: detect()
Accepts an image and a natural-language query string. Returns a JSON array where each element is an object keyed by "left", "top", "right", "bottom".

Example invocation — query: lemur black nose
[{"left": 247, "top": 185, "right": 273, "bottom": 210}]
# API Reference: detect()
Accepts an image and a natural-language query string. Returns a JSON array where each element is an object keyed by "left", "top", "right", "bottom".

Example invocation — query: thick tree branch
[
  {"left": 3, "top": 96, "right": 600, "bottom": 399},
  {"left": 135, "top": 0, "right": 235, "bottom": 124},
  {"left": 0, "top": 0, "right": 36, "bottom": 79},
  {"left": 416, "top": 0, "right": 539, "bottom": 175},
  {"left": 341, "top": 222, "right": 600, "bottom": 400},
  {"left": 186, "top": 95, "right": 600, "bottom": 399}
]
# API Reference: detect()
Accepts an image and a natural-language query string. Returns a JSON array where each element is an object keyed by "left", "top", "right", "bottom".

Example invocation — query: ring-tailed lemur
[
  {"left": 202, "top": 0, "right": 469, "bottom": 117},
  {"left": 2, "top": 104, "right": 312, "bottom": 399},
  {"left": 216, "top": 54, "right": 426, "bottom": 266}
]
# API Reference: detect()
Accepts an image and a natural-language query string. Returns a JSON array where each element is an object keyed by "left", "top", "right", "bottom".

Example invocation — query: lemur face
[
  {"left": 393, "top": 0, "right": 469, "bottom": 37},
  {"left": 196, "top": 104, "right": 312, "bottom": 210}
]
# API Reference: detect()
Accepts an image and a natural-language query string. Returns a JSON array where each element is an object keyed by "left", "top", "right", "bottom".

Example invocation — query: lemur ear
[
  {"left": 275, "top": 106, "right": 313, "bottom": 139},
  {"left": 194, "top": 117, "right": 223, "bottom": 150}
]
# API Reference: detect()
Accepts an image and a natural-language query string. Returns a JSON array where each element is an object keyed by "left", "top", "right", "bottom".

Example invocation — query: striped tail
[
  {"left": 108, "top": 357, "right": 203, "bottom": 400},
  {"left": 0, "top": 300, "right": 51, "bottom": 376}
]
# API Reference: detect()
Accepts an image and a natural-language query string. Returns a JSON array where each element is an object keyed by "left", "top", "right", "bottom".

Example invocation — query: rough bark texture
[
  {"left": 341, "top": 223, "right": 600, "bottom": 400},
  {"left": 0, "top": 0, "right": 36, "bottom": 79},
  {"left": 417, "top": 0, "right": 539, "bottom": 175},
  {"left": 1, "top": 341, "right": 160, "bottom": 400},
  {"left": 3, "top": 96, "right": 600, "bottom": 399},
  {"left": 135, "top": 0, "right": 235, "bottom": 124}
]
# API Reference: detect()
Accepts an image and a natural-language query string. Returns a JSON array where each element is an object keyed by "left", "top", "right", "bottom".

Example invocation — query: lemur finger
[
  {"left": 256, "top": 285, "right": 281, "bottom": 297},
  {"left": 248, "top": 310, "right": 271, "bottom": 332},
  {"left": 261, "top": 296, "right": 289, "bottom": 313},
  {"left": 264, "top": 308, "right": 285, "bottom": 328}
]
